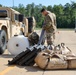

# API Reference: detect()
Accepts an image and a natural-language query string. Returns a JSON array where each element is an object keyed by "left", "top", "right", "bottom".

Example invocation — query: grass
[
  {"left": 35, "top": 27, "right": 42, "bottom": 30},
  {"left": 57, "top": 28, "right": 74, "bottom": 31}
]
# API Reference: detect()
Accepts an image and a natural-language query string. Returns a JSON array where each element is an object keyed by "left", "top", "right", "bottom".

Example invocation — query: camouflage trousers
[{"left": 46, "top": 32, "right": 55, "bottom": 45}]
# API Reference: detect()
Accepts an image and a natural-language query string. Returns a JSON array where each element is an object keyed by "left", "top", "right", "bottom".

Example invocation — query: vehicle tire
[{"left": 0, "top": 30, "right": 7, "bottom": 54}]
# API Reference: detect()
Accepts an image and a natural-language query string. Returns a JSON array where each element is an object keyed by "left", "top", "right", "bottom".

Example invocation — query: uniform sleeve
[{"left": 43, "top": 15, "right": 53, "bottom": 30}]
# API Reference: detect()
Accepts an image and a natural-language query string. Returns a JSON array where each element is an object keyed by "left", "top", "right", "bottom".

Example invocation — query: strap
[
  {"left": 51, "top": 54, "right": 65, "bottom": 61},
  {"left": 43, "top": 58, "right": 50, "bottom": 70}
]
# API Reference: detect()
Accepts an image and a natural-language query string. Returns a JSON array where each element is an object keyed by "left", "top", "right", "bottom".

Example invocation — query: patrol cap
[{"left": 41, "top": 8, "right": 46, "bottom": 12}]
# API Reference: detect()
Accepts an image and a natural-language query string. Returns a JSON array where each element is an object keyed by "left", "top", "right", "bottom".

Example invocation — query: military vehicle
[{"left": 0, "top": 7, "right": 36, "bottom": 54}]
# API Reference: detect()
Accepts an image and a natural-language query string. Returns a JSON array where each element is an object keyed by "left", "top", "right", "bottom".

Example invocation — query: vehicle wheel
[{"left": 0, "top": 30, "right": 7, "bottom": 54}]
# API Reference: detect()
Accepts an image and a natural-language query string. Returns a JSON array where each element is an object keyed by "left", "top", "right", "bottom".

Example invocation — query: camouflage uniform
[
  {"left": 28, "top": 32, "right": 39, "bottom": 46},
  {"left": 43, "top": 11, "right": 56, "bottom": 45},
  {"left": 52, "top": 13, "right": 57, "bottom": 39}
]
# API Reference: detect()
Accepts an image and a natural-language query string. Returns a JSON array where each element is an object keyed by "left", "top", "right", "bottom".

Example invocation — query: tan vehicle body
[
  {"left": 0, "top": 7, "right": 36, "bottom": 54},
  {"left": 0, "top": 7, "right": 28, "bottom": 40}
]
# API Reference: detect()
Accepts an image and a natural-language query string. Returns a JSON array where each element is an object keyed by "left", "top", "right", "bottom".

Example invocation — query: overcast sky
[{"left": 0, "top": 0, "right": 76, "bottom": 7}]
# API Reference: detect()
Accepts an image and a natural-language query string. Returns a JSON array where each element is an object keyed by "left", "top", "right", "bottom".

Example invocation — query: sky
[{"left": 0, "top": 0, "right": 76, "bottom": 7}]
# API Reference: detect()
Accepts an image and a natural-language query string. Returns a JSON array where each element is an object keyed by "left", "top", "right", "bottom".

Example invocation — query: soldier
[{"left": 41, "top": 8, "right": 56, "bottom": 45}]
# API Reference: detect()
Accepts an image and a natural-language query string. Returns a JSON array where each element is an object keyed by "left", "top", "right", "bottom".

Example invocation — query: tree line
[{"left": 0, "top": 1, "right": 76, "bottom": 28}]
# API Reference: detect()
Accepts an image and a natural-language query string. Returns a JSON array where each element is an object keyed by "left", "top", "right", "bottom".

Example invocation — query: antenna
[{"left": 13, "top": 0, "right": 14, "bottom": 8}]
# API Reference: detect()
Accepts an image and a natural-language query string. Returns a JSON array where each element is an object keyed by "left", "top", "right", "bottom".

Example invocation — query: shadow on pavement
[
  {"left": 17, "top": 65, "right": 43, "bottom": 72},
  {"left": 16, "top": 65, "right": 76, "bottom": 72},
  {"left": 44, "top": 69, "right": 76, "bottom": 71}
]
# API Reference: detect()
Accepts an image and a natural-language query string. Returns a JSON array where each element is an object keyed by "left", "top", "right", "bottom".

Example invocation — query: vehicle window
[
  {"left": 0, "top": 10, "right": 7, "bottom": 18},
  {"left": 15, "top": 14, "right": 18, "bottom": 21}
]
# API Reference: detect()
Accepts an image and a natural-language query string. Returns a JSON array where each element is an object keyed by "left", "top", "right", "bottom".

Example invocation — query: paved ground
[{"left": 0, "top": 30, "right": 76, "bottom": 75}]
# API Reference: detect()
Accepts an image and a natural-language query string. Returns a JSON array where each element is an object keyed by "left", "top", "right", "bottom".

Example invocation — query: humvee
[{"left": 0, "top": 7, "right": 36, "bottom": 54}]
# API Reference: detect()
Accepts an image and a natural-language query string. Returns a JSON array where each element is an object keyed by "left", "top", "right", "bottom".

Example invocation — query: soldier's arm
[
  {"left": 43, "top": 15, "right": 53, "bottom": 30},
  {"left": 53, "top": 14, "right": 57, "bottom": 33}
]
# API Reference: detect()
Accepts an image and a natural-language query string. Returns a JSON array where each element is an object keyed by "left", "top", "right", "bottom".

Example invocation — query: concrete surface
[{"left": 0, "top": 30, "right": 76, "bottom": 75}]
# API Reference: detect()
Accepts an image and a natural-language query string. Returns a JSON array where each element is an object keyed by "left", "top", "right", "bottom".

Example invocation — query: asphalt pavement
[{"left": 0, "top": 30, "right": 76, "bottom": 75}]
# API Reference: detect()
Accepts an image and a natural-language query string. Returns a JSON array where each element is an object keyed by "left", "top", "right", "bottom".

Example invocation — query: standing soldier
[{"left": 41, "top": 8, "right": 56, "bottom": 45}]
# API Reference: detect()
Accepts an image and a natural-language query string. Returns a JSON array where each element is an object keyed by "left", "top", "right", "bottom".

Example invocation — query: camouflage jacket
[{"left": 43, "top": 11, "right": 56, "bottom": 33}]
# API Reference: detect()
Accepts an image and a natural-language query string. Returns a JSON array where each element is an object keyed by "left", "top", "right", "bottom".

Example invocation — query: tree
[
  {"left": 0, "top": 4, "right": 2, "bottom": 7},
  {"left": 47, "top": 5, "right": 53, "bottom": 12},
  {"left": 12, "top": 2, "right": 76, "bottom": 28}
]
